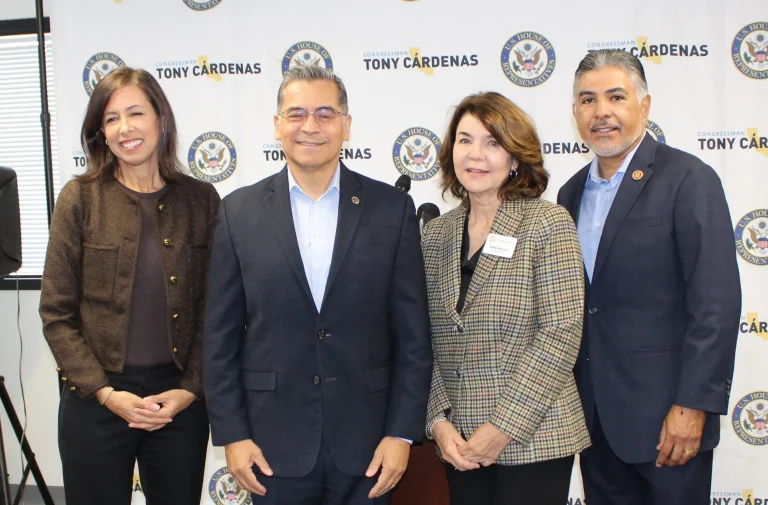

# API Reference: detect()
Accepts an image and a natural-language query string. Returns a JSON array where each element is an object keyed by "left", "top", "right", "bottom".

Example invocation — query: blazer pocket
[
  {"left": 623, "top": 216, "right": 662, "bottom": 227},
  {"left": 81, "top": 243, "right": 119, "bottom": 302},
  {"left": 350, "top": 246, "right": 392, "bottom": 262},
  {"left": 366, "top": 366, "right": 390, "bottom": 392},
  {"left": 242, "top": 371, "right": 277, "bottom": 391},
  {"left": 632, "top": 345, "right": 679, "bottom": 354}
]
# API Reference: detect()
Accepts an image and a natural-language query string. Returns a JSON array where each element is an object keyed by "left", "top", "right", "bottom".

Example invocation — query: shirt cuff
[{"left": 396, "top": 437, "right": 413, "bottom": 445}]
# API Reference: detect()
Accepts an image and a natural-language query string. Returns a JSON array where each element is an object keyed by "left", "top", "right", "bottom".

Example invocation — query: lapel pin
[
  {"left": 352, "top": 196, "right": 360, "bottom": 205},
  {"left": 632, "top": 170, "right": 644, "bottom": 181}
]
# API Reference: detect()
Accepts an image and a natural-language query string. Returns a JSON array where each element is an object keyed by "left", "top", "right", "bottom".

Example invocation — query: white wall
[
  {"left": 0, "top": 290, "right": 62, "bottom": 486},
  {"left": 0, "top": 0, "right": 62, "bottom": 487},
  {"left": 0, "top": 0, "right": 41, "bottom": 20}
]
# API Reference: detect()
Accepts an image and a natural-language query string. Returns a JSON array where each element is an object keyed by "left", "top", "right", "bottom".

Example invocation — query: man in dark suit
[
  {"left": 558, "top": 50, "right": 741, "bottom": 505},
  {"left": 203, "top": 66, "right": 432, "bottom": 505}
]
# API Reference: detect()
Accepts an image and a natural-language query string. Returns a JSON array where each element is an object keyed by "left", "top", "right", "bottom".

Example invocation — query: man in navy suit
[
  {"left": 203, "top": 66, "right": 432, "bottom": 504},
  {"left": 558, "top": 50, "right": 741, "bottom": 504}
]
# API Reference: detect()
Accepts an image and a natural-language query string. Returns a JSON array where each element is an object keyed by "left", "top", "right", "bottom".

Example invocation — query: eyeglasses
[{"left": 278, "top": 107, "right": 346, "bottom": 124}]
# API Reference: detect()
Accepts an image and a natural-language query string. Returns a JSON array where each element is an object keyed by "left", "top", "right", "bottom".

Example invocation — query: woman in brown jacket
[{"left": 39, "top": 67, "right": 220, "bottom": 505}]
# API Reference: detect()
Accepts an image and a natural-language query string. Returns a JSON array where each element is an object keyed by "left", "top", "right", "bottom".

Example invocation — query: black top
[
  {"left": 123, "top": 185, "right": 174, "bottom": 366},
  {"left": 456, "top": 215, "right": 483, "bottom": 314}
]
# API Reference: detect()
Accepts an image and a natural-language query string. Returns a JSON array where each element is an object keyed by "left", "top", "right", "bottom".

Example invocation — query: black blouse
[{"left": 456, "top": 216, "right": 483, "bottom": 314}]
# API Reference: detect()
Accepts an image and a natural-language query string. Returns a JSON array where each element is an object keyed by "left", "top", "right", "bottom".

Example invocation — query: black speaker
[{"left": 0, "top": 166, "right": 22, "bottom": 277}]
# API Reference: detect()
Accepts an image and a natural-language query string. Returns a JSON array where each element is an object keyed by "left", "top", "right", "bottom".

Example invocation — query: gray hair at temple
[
  {"left": 573, "top": 49, "right": 649, "bottom": 104},
  {"left": 276, "top": 66, "right": 349, "bottom": 114}
]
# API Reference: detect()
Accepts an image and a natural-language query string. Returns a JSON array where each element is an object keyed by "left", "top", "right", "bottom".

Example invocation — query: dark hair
[
  {"left": 573, "top": 49, "right": 648, "bottom": 103},
  {"left": 277, "top": 65, "right": 348, "bottom": 114},
  {"left": 78, "top": 67, "right": 185, "bottom": 182},
  {"left": 439, "top": 92, "right": 548, "bottom": 203}
]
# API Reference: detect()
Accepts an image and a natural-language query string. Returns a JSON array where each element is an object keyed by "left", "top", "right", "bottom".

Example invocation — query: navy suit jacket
[
  {"left": 557, "top": 135, "right": 741, "bottom": 464},
  {"left": 203, "top": 163, "right": 432, "bottom": 477}
]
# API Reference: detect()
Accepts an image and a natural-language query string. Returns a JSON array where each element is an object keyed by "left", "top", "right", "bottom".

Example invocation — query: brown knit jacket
[{"left": 39, "top": 175, "right": 220, "bottom": 399}]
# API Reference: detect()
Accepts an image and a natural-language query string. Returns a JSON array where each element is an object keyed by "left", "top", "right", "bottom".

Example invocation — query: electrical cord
[{"left": 15, "top": 277, "right": 27, "bottom": 505}]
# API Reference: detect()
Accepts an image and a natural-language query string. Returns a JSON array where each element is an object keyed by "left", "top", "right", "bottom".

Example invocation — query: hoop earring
[{"left": 105, "top": 140, "right": 109, "bottom": 146}]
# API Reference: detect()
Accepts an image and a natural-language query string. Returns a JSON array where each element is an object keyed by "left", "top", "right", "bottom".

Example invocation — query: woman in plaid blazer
[{"left": 422, "top": 92, "right": 590, "bottom": 504}]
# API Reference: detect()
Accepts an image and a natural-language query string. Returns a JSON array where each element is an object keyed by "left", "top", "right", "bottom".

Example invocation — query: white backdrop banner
[{"left": 47, "top": 0, "right": 766, "bottom": 503}]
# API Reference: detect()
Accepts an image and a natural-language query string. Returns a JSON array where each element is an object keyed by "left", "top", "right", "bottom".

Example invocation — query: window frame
[{"left": 0, "top": 17, "right": 53, "bottom": 291}]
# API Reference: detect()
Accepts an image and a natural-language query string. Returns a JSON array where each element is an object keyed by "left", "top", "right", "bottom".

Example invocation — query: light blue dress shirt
[
  {"left": 578, "top": 137, "right": 644, "bottom": 282},
  {"left": 287, "top": 164, "right": 413, "bottom": 445},
  {"left": 288, "top": 164, "right": 340, "bottom": 311}
]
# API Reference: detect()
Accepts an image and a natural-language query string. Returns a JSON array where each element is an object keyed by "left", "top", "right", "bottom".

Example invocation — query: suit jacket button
[
  {"left": 317, "top": 330, "right": 326, "bottom": 340},
  {"left": 172, "top": 313, "right": 179, "bottom": 320},
  {"left": 69, "top": 386, "right": 76, "bottom": 391},
  {"left": 454, "top": 370, "right": 461, "bottom": 378},
  {"left": 169, "top": 275, "right": 177, "bottom": 284},
  {"left": 313, "top": 376, "right": 321, "bottom": 385},
  {"left": 173, "top": 347, "right": 178, "bottom": 353},
  {"left": 455, "top": 325, "right": 463, "bottom": 332},
  {"left": 157, "top": 204, "right": 165, "bottom": 212},
  {"left": 588, "top": 307, "right": 599, "bottom": 315},
  {"left": 163, "top": 238, "right": 172, "bottom": 247}
]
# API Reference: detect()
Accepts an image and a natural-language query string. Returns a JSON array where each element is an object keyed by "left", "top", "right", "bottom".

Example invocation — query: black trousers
[
  {"left": 443, "top": 454, "right": 575, "bottom": 505},
  {"left": 250, "top": 430, "right": 389, "bottom": 505},
  {"left": 58, "top": 363, "right": 209, "bottom": 505},
  {"left": 580, "top": 411, "right": 713, "bottom": 505}
]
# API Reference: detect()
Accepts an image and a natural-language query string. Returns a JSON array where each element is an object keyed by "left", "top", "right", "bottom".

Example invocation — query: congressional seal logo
[
  {"left": 645, "top": 120, "right": 666, "bottom": 144},
  {"left": 282, "top": 41, "right": 333, "bottom": 75},
  {"left": 500, "top": 32, "right": 556, "bottom": 87},
  {"left": 82, "top": 52, "right": 125, "bottom": 96},
  {"left": 187, "top": 132, "right": 237, "bottom": 183},
  {"left": 209, "top": 467, "right": 252, "bottom": 505},
  {"left": 183, "top": 0, "right": 223, "bottom": 10},
  {"left": 392, "top": 127, "right": 441, "bottom": 180},
  {"left": 732, "top": 22, "right": 768, "bottom": 79},
  {"left": 735, "top": 209, "right": 768, "bottom": 266},
  {"left": 732, "top": 392, "right": 768, "bottom": 445}
]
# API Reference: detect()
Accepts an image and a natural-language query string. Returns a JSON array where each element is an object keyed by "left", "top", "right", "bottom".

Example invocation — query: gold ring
[{"left": 683, "top": 449, "right": 695, "bottom": 456}]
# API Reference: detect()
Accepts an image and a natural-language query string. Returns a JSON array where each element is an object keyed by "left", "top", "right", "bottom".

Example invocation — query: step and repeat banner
[{"left": 47, "top": 0, "right": 765, "bottom": 503}]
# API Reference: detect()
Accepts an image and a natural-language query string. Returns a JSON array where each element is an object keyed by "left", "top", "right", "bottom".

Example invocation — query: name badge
[{"left": 482, "top": 234, "right": 517, "bottom": 258}]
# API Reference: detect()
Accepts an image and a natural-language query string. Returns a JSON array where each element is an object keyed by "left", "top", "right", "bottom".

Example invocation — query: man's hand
[
  {"left": 365, "top": 436, "right": 410, "bottom": 498},
  {"left": 458, "top": 422, "right": 512, "bottom": 467},
  {"left": 431, "top": 421, "right": 480, "bottom": 472},
  {"left": 129, "top": 389, "right": 197, "bottom": 431},
  {"left": 656, "top": 405, "right": 705, "bottom": 468},
  {"left": 100, "top": 388, "right": 172, "bottom": 430},
  {"left": 225, "top": 439, "right": 273, "bottom": 496}
]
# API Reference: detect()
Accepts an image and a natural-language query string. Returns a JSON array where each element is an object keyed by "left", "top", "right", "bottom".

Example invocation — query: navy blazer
[
  {"left": 557, "top": 135, "right": 741, "bottom": 464},
  {"left": 203, "top": 163, "right": 432, "bottom": 477}
]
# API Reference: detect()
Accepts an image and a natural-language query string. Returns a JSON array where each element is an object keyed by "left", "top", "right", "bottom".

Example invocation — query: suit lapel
[
  {"left": 322, "top": 162, "right": 363, "bottom": 306},
  {"left": 566, "top": 166, "right": 590, "bottom": 224},
  {"left": 461, "top": 199, "right": 526, "bottom": 315},
  {"left": 265, "top": 167, "right": 315, "bottom": 309},
  {"left": 440, "top": 205, "right": 466, "bottom": 326},
  {"left": 591, "top": 135, "right": 657, "bottom": 283}
]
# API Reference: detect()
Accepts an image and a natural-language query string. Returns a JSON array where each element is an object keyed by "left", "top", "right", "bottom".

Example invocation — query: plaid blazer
[{"left": 422, "top": 197, "right": 590, "bottom": 465}]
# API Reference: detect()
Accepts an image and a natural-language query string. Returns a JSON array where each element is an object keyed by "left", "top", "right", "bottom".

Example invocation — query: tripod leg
[
  {"left": 0, "top": 378, "right": 55, "bottom": 505},
  {"left": 0, "top": 420, "right": 13, "bottom": 505},
  {"left": 12, "top": 463, "right": 31, "bottom": 505}
]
